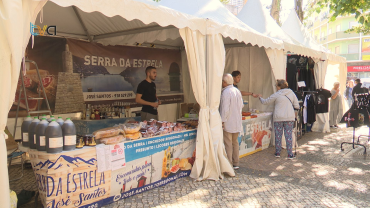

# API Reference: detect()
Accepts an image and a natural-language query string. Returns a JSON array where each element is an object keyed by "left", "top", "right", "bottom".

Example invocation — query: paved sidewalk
[{"left": 9, "top": 125, "right": 370, "bottom": 208}]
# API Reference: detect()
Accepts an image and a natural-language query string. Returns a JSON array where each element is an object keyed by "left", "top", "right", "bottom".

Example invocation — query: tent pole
[{"left": 72, "top": 6, "right": 93, "bottom": 42}]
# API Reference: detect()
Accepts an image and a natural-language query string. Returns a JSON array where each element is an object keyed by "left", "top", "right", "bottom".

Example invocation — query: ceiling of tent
[
  {"left": 35, "top": 1, "right": 184, "bottom": 48},
  {"left": 35, "top": 0, "right": 283, "bottom": 50}
]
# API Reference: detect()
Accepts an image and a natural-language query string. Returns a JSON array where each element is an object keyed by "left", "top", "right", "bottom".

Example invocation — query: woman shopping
[
  {"left": 329, "top": 82, "right": 343, "bottom": 128},
  {"left": 257, "top": 79, "right": 299, "bottom": 159}
]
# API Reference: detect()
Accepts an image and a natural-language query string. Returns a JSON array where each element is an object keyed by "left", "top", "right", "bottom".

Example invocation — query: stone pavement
[{"left": 9, "top": 124, "right": 370, "bottom": 208}]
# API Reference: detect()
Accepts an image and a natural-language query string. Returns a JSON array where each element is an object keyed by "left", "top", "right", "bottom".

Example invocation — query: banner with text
[
  {"left": 238, "top": 114, "right": 273, "bottom": 158},
  {"left": 67, "top": 39, "right": 184, "bottom": 104},
  {"left": 83, "top": 130, "right": 196, "bottom": 208},
  {"left": 29, "top": 130, "right": 196, "bottom": 208}
]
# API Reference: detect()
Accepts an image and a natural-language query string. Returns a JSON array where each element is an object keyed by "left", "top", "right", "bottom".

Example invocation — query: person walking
[
  {"left": 220, "top": 74, "right": 244, "bottom": 169},
  {"left": 257, "top": 79, "right": 299, "bottom": 159},
  {"left": 344, "top": 80, "right": 354, "bottom": 108},
  {"left": 329, "top": 82, "right": 343, "bottom": 128}
]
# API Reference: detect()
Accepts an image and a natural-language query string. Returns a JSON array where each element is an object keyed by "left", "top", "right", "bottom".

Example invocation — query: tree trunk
[
  {"left": 270, "top": 0, "right": 281, "bottom": 26},
  {"left": 295, "top": 0, "right": 304, "bottom": 23}
]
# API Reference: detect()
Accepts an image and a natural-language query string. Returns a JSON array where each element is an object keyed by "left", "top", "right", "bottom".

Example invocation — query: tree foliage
[
  {"left": 309, "top": 0, "right": 370, "bottom": 34},
  {"left": 295, "top": 0, "right": 304, "bottom": 22},
  {"left": 270, "top": 0, "right": 281, "bottom": 26},
  {"left": 220, "top": 0, "right": 230, "bottom": 4},
  {"left": 154, "top": 0, "right": 230, "bottom": 3}
]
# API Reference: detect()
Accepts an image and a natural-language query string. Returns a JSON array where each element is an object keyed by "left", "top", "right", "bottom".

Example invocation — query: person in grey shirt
[{"left": 257, "top": 79, "right": 299, "bottom": 159}]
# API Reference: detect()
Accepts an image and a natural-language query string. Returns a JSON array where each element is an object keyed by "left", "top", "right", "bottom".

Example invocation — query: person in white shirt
[{"left": 220, "top": 74, "right": 244, "bottom": 170}]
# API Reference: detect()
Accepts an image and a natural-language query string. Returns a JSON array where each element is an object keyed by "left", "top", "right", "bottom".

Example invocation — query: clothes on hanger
[
  {"left": 341, "top": 108, "right": 360, "bottom": 128},
  {"left": 340, "top": 93, "right": 370, "bottom": 128},
  {"left": 286, "top": 63, "right": 298, "bottom": 91},
  {"left": 303, "top": 93, "right": 316, "bottom": 124},
  {"left": 307, "top": 67, "right": 316, "bottom": 91},
  {"left": 316, "top": 88, "right": 331, "bottom": 114},
  {"left": 303, "top": 94, "right": 308, "bottom": 124}
]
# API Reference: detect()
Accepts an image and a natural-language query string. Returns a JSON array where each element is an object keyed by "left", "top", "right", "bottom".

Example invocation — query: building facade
[{"left": 308, "top": 11, "right": 370, "bottom": 85}]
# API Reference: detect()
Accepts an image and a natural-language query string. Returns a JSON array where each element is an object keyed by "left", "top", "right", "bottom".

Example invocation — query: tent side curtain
[
  {"left": 179, "top": 27, "right": 235, "bottom": 180},
  {"left": 206, "top": 32, "right": 235, "bottom": 180},
  {"left": 1, "top": 0, "right": 48, "bottom": 207}
]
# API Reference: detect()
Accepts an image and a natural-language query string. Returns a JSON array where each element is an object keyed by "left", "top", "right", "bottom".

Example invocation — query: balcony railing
[
  {"left": 322, "top": 31, "right": 360, "bottom": 43},
  {"left": 338, "top": 53, "right": 359, "bottom": 61}
]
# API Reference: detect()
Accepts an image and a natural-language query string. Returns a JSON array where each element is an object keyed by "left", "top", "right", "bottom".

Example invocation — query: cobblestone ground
[{"left": 9, "top": 125, "right": 370, "bottom": 208}]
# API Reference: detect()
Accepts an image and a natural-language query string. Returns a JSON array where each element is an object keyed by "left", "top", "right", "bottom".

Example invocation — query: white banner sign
[{"left": 84, "top": 91, "right": 135, "bottom": 101}]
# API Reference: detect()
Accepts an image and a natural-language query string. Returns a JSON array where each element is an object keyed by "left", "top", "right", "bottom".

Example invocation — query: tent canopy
[
  {"left": 159, "top": 0, "right": 283, "bottom": 50},
  {"left": 39, "top": 0, "right": 284, "bottom": 50},
  {"left": 237, "top": 0, "right": 321, "bottom": 58},
  {"left": 281, "top": 9, "right": 346, "bottom": 63}
]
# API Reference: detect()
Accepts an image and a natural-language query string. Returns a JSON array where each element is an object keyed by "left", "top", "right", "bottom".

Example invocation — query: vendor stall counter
[
  {"left": 19, "top": 129, "right": 196, "bottom": 208},
  {"left": 19, "top": 113, "right": 272, "bottom": 208},
  {"left": 239, "top": 112, "right": 273, "bottom": 158}
]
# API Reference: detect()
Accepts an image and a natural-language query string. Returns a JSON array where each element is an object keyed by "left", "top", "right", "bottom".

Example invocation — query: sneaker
[
  {"left": 274, "top": 153, "right": 280, "bottom": 158},
  {"left": 334, "top": 125, "right": 339, "bottom": 129},
  {"left": 233, "top": 165, "right": 239, "bottom": 170},
  {"left": 288, "top": 154, "right": 295, "bottom": 160}
]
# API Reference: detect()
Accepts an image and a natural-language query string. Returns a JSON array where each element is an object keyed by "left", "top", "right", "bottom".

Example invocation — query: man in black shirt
[
  {"left": 136, "top": 66, "right": 161, "bottom": 121},
  {"left": 231, "top": 71, "right": 257, "bottom": 97},
  {"left": 352, "top": 79, "right": 366, "bottom": 97}
]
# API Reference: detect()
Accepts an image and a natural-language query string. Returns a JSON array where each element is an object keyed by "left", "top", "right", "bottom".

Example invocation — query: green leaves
[{"left": 308, "top": 0, "right": 370, "bottom": 35}]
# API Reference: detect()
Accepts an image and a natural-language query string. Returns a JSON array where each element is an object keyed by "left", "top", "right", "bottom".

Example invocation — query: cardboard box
[{"left": 179, "top": 103, "right": 200, "bottom": 118}]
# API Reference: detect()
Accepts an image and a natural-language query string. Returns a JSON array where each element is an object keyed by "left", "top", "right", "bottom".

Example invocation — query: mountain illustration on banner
[{"left": 33, "top": 155, "right": 97, "bottom": 171}]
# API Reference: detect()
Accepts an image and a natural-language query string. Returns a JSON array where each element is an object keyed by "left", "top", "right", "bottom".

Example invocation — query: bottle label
[
  {"left": 65, "top": 135, "right": 77, "bottom": 145},
  {"left": 40, "top": 136, "right": 46, "bottom": 146},
  {"left": 23, "top": 133, "right": 29, "bottom": 142},
  {"left": 49, "top": 137, "right": 63, "bottom": 148}
]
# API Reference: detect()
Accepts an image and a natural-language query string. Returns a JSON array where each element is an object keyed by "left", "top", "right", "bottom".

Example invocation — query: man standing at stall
[
  {"left": 231, "top": 71, "right": 258, "bottom": 97},
  {"left": 220, "top": 74, "right": 244, "bottom": 170},
  {"left": 136, "top": 66, "right": 161, "bottom": 121}
]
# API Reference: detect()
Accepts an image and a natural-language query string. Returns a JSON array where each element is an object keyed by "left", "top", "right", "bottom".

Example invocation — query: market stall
[
  {"left": 1, "top": 0, "right": 288, "bottom": 206},
  {"left": 19, "top": 109, "right": 273, "bottom": 208}
]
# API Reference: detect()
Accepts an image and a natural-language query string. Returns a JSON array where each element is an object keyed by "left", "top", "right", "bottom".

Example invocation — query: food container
[
  {"left": 76, "top": 136, "right": 84, "bottom": 149},
  {"left": 88, "top": 136, "right": 96, "bottom": 146},
  {"left": 82, "top": 134, "right": 93, "bottom": 146}
]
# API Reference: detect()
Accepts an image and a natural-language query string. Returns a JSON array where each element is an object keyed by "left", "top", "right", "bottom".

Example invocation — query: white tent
[
  {"left": 0, "top": 1, "right": 48, "bottom": 207},
  {"left": 0, "top": 0, "right": 286, "bottom": 205},
  {"left": 282, "top": 10, "right": 347, "bottom": 133},
  {"left": 236, "top": 0, "right": 325, "bottom": 82}
]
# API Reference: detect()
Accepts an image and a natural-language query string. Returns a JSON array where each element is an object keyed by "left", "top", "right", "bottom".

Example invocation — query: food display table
[
  {"left": 20, "top": 130, "right": 196, "bottom": 208},
  {"left": 73, "top": 117, "right": 142, "bottom": 135},
  {"left": 238, "top": 112, "right": 273, "bottom": 158}
]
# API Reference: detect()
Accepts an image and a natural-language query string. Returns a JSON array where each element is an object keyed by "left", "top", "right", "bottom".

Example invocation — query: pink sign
[{"left": 347, "top": 65, "right": 370, "bottom": 72}]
